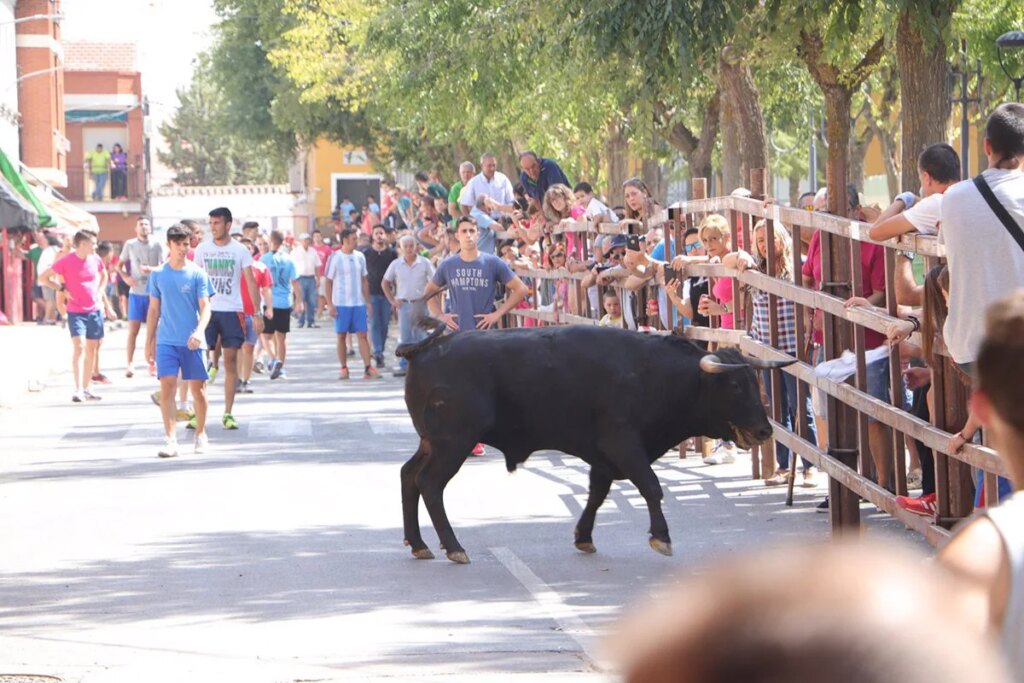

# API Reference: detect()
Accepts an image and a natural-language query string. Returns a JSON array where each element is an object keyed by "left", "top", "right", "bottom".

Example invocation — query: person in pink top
[
  {"left": 38, "top": 231, "right": 114, "bottom": 402},
  {"left": 312, "top": 229, "right": 333, "bottom": 318},
  {"left": 695, "top": 214, "right": 736, "bottom": 329}
]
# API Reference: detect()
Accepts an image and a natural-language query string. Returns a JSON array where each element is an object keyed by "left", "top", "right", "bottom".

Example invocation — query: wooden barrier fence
[{"left": 501, "top": 171, "right": 994, "bottom": 545}]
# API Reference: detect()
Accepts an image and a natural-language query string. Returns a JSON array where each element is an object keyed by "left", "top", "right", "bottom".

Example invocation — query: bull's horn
[
  {"left": 744, "top": 356, "right": 797, "bottom": 370},
  {"left": 699, "top": 354, "right": 747, "bottom": 374}
]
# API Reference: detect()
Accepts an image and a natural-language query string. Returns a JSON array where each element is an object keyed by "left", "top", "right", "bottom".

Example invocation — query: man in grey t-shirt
[
  {"left": 423, "top": 217, "right": 529, "bottom": 332},
  {"left": 118, "top": 217, "right": 164, "bottom": 377}
]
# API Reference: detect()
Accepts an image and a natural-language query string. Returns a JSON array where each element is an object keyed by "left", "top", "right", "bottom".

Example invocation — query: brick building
[{"left": 63, "top": 40, "right": 148, "bottom": 242}]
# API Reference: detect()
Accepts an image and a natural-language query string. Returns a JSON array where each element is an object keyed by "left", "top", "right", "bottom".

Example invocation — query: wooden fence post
[{"left": 690, "top": 178, "right": 710, "bottom": 460}]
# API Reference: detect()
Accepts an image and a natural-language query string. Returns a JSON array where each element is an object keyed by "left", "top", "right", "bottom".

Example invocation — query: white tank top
[{"left": 984, "top": 491, "right": 1024, "bottom": 678}]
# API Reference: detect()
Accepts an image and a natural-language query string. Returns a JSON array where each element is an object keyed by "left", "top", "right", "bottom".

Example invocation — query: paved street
[{"left": 0, "top": 323, "right": 926, "bottom": 682}]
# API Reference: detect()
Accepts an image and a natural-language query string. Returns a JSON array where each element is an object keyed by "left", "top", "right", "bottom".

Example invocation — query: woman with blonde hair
[{"left": 726, "top": 220, "right": 817, "bottom": 486}]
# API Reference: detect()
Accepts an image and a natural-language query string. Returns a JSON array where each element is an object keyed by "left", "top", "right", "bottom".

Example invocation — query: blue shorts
[
  {"left": 866, "top": 356, "right": 912, "bottom": 422},
  {"left": 127, "top": 293, "right": 150, "bottom": 322},
  {"left": 205, "top": 310, "right": 245, "bottom": 349},
  {"left": 244, "top": 315, "right": 258, "bottom": 345},
  {"left": 68, "top": 310, "right": 104, "bottom": 340},
  {"left": 335, "top": 305, "right": 368, "bottom": 334},
  {"left": 156, "top": 344, "right": 209, "bottom": 381}
]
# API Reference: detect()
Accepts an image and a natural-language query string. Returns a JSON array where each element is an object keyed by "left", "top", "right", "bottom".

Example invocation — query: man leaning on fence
[{"left": 382, "top": 234, "right": 435, "bottom": 377}]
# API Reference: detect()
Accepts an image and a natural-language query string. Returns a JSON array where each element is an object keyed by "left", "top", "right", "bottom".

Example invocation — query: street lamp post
[
  {"left": 949, "top": 40, "right": 982, "bottom": 181},
  {"left": 997, "top": 31, "right": 1024, "bottom": 102}
]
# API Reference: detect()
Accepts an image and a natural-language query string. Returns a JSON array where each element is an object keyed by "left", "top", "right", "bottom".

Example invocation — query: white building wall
[
  {"left": 149, "top": 185, "right": 304, "bottom": 240},
  {"left": 0, "top": 0, "right": 20, "bottom": 162}
]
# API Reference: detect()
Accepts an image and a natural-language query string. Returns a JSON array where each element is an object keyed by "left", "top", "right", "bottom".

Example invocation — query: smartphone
[
  {"left": 665, "top": 266, "right": 682, "bottom": 286},
  {"left": 626, "top": 234, "right": 642, "bottom": 251}
]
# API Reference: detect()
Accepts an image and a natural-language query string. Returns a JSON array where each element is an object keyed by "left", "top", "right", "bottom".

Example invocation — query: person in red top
[
  {"left": 38, "top": 231, "right": 115, "bottom": 402},
  {"left": 182, "top": 219, "right": 203, "bottom": 261},
  {"left": 238, "top": 237, "right": 274, "bottom": 393},
  {"left": 312, "top": 230, "right": 333, "bottom": 319},
  {"left": 802, "top": 223, "right": 904, "bottom": 495}
]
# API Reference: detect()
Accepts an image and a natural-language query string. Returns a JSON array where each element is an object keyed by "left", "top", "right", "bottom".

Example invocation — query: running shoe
[
  {"left": 222, "top": 413, "right": 239, "bottom": 430},
  {"left": 253, "top": 360, "right": 265, "bottom": 374},
  {"left": 186, "top": 414, "right": 198, "bottom": 430},
  {"left": 393, "top": 368, "right": 407, "bottom": 377},
  {"left": 896, "top": 492, "right": 937, "bottom": 517},
  {"left": 71, "top": 390, "right": 85, "bottom": 403},
  {"left": 364, "top": 366, "right": 382, "bottom": 380},
  {"left": 374, "top": 354, "right": 384, "bottom": 368},
  {"left": 471, "top": 443, "right": 486, "bottom": 456},
  {"left": 338, "top": 367, "right": 350, "bottom": 380},
  {"left": 82, "top": 389, "right": 102, "bottom": 401},
  {"left": 208, "top": 365, "right": 218, "bottom": 384},
  {"left": 150, "top": 390, "right": 161, "bottom": 406},
  {"left": 194, "top": 433, "right": 209, "bottom": 454},
  {"left": 158, "top": 438, "right": 179, "bottom": 458},
  {"left": 240, "top": 380, "right": 254, "bottom": 394},
  {"left": 277, "top": 369, "right": 287, "bottom": 379},
  {"left": 270, "top": 360, "right": 284, "bottom": 380},
  {"left": 347, "top": 348, "right": 355, "bottom": 357},
  {"left": 125, "top": 366, "right": 135, "bottom": 378},
  {"left": 816, "top": 497, "right": 829, "bottom": 513},
  {"left": 175, "top": 408, "right": 192, "bottom": 422},
  {"left": 91, "top": 373, "right": 111, "bottom": 384}
]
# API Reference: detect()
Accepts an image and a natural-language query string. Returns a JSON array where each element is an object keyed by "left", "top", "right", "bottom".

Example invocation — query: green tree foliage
[{"left": 157, "top": 57, "right": 288, "bottom": 186}]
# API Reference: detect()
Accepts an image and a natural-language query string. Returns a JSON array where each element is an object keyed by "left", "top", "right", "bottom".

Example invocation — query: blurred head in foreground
[{"left": 612, "top": 541, "right": 1008, "bottom": 683}]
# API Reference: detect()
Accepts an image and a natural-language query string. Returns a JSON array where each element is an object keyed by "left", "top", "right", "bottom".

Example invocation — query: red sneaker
[
  {"left": 896, "top": 493, "right": 937, "bottom": 517},
  {"left": 91, "top": 373, "right": 111, "bottom": 384},
  {"left": 471, "top": 443, "right": 486, "bottom": 456}
]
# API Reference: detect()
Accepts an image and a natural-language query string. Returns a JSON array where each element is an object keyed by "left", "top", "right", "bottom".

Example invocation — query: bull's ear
[
  {"left": 744, "top": 356, "right": 797, "bottom": 370},
  {"left": 699, "top": 354, "right": 747, "bottom": 374}
]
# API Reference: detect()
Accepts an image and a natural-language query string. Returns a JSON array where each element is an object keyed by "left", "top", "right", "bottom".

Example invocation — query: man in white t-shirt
[
  {"left": 940, "top": 103, "right": 1024, "bottom": 372},
  {"left": 192, "top": 206, "right": 261, "bottom": 430},
  {"left": 324, "top": 227, "right": 380, "bottom": 380},
  {"left": 461, "top": 152, "right": 515, "bottom": 218},
  {"left": 868, "top": 143, "right": 961, "bottom": 241}
]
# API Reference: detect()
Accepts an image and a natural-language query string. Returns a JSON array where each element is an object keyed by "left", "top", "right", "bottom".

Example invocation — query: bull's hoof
[
  {"left": 575, "top": 541, "right": 597, "bottom": 554},
  {"left": 649, "top": 538, "right": 673, "bottom": 556},
  {"left": 446, "top": 550, "right": 471, "bottom": 564},
  {"left": 411, "top": 548, "right": 435, "bottom": 560}
]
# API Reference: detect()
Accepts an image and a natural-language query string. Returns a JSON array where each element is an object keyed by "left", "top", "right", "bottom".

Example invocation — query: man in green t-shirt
[
  {"left": 84, "top": 143, "right": 111, "bottom": 200},
  {"left": 447, "top": 161, "right": 475, "bottom": 229}
]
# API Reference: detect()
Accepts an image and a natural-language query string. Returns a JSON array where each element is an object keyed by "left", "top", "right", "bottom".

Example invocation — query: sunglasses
[{"left": 684, "top": 241, "right": 703, "bottom": 253}]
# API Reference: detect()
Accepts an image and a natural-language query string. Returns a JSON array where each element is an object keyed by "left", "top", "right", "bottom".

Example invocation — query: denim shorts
[
  {"left": 243, "top": 315, "right": 258, "bottom": 345},
  {"left": 68, "top": 310, "right": 104, "bottom": 340},
  {"left": 865, "top": 356, "right": 912, "bottom": 422}
]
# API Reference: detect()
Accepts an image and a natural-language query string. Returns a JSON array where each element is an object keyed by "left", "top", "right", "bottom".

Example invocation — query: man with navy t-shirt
[
  {"left": 425, "top": 217, "right": 529, "bottom": 332},
  {"left": 423, "top": 217, "right": 529, "bottom": 455},
  {"left": 146, "top": 224, "right": 215, "bottom": 458}
]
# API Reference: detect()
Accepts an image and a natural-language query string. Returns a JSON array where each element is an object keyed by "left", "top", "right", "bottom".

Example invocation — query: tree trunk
[
  {"left": 654, "top": 91, "right": 719, "bottom": 183},
  {"left": 788, "top": 169, "right": 802, "bottom": 206},
  {"left": 642, "top": 158, "right": 665, "bottom": 204},
  {"left": 605, "top": 120, "right": 629, "bottom": 206},
  {"left": 720, "top": 101, "right": 742, "bottom": 193},
  {"left": 823, "top": 86, "right": 852, "bottom": 217},
  {"left": 848, "top": 122, "right": 874, "bottom": 191},
  {"left": 896, "top": 7, "right": 951, "bottom": 192},
  {"left": 718, "top": 48, "right": 769, "bottom": 192}
]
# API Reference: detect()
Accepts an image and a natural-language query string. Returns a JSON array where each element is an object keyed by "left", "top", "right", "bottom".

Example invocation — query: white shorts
[{"left": 318, "top": 278, "right": 327, "bottom": 297}]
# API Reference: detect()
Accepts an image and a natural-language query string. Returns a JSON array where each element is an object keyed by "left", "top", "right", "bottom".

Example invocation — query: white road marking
[
  {"left": 489, "top": 546, "right": 610, "bottom": 671},
  {"left": 249, "top": 419, "right": 313, "bottom": 438},
  {"left": 367, "top": 418, "right": 416, "bottom": 435}
]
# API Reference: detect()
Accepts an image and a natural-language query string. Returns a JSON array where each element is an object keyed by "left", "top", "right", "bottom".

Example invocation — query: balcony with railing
[{"left": 67, "top": 160, "right": 146, "bottom": 210}]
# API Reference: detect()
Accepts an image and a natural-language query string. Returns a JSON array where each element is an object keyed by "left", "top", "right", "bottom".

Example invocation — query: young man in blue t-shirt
[
  {"left": 260, "top": 230, "right": 302, "bottom": 379},
  {"left": 424, "top": 217, "right": 529, "bottom": 332},
  {"left": 145, "top": 224, "right": 215, "bottom": 458},
  {"left": 423, "top": 217, "right": 529, "bottom": 456}
]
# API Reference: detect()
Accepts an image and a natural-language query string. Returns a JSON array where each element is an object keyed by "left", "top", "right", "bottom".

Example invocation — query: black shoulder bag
[{"left": 973, "top": 173, "right": 1024, "bottom": 254}]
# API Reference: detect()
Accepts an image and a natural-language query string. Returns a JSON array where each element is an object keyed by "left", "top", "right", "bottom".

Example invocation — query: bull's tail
[{"left": 395, "top": 317, "right": 447, "bottom": 359}]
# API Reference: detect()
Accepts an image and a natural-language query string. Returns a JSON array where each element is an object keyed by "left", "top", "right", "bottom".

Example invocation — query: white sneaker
[
  {"left": 158, "top": 437, "right": 179, "bottom": 458},
  {"left": 703, "top": 442, "right": 737, "bottom": 465},
  {"left": 71, "top": 390, "right": 85, "bottom": 403},
  {"left": 194, "top": 433, "right": 209, "bottom": 454}
]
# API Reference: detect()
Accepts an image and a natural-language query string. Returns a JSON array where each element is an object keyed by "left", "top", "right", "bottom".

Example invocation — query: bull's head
[{"left": 698, "top": 348, "right": 794, "bottom": 449}]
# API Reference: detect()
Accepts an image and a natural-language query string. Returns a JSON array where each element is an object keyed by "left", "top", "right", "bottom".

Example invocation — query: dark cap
[{"left": 604, "top": 234, "right": 628, "bottom": 255}]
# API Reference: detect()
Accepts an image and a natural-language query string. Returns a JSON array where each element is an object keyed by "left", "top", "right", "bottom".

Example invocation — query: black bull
[{"left": 396, "top": 323, "right": 790, "bottom": 564}]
